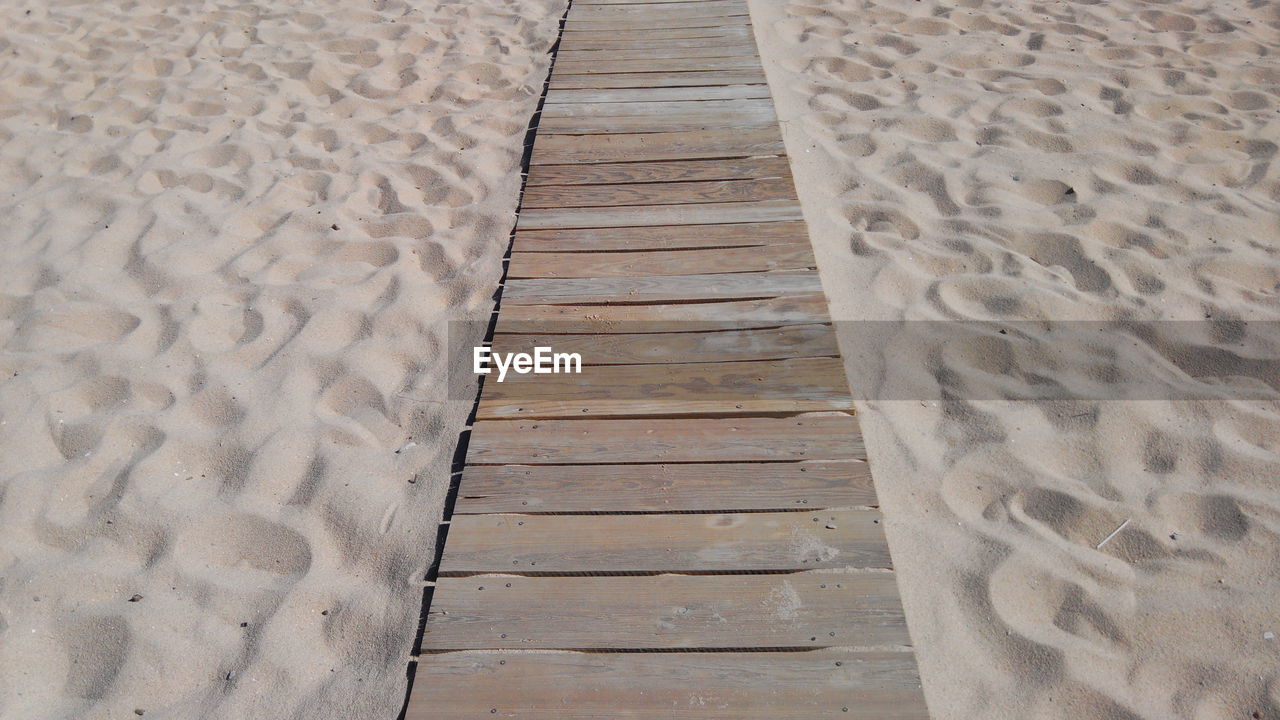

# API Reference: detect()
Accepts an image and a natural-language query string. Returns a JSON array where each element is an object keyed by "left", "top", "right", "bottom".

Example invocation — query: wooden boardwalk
[{"left": 404, "top": 0, "right": 929, "bottom": 717}]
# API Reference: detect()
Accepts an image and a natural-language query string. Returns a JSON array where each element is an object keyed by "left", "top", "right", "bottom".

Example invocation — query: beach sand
[
  {"left": 0, "top": 0, "right": 564, "bottom": 717},
  {"left": 751, "top": 0, "right": 1280, "bottom": 717}
]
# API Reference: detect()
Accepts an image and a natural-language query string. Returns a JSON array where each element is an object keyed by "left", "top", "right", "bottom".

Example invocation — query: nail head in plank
[
  {"left": 440, "top": 509, "right": 889, "bottom": 574},
  {"left": 422, "top": 572, "right": 909, "bottom": 649},
  {"left": 454, "top": 460, "right": 876, "bottom": 514},
  {"left": 467, "top": 414, "right": 863, "bottom": 464}
]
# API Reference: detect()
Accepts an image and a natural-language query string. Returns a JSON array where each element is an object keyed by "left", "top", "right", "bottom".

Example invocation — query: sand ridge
[
  {"left": 0, "top": 0, "right": 565, "bottom": 716},
  {"left": 749, "top": 0, "right": 1280, "bottom": 717}
]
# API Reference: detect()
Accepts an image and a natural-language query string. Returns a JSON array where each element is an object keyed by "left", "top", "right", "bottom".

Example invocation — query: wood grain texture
[
  {"left": 454, "top": 460, "right": 877, "bottom": 513},
  {"left": 422, "top": 572, "right": 910, "bottom": 649},
  {"left": 475, "top": 357, "right": 852, "bottom": 419},
  {"left": 506, "top": 245, "right": 813, "bottom": 277},
  {"left": 489, "top": 325, "right": 834, "bottom": 363},
  {"left": 512, "top": 220, "right": 806, "bottom": 251},
  {"left": 493, "top": 294, "right": 833, "bottom": 333},
  {"left": 517, "top": 201, "right": 801, "bottom": 229},
  {"left": 526, "top": 156, "right": 791, "bottom": 187},
  {"left": 557, "top": 44, "right": 759, "bottom": 59},
  {"left": 501, "top": 272, "right": 821, "bottom": 304},
  {"left": 409, "top": 651, "right": 928, "bottom": 720},
  {"left": 440, "top": 509, "right": 889, "bottom": 573},
  {"left": 554, "top": 56, "right": 761, "bottom": 76},
  {"left": 529, "top": 126, "right": 782, "bottom": 165},
  {"left": 540, "top": 98, "right": 774, "bottom": 118},
  {"left": 538, "top": 114, "right": 774, "bottom": 135},
  {"left": 521, "top": 177, "right": 793, "bottom": 208},
  {"left": 550, "top": 70, "right": 767, "bottom": 90},
  {"left": 466, "top": 414, "right": 863, "bottom": 464},
  {"left": 545, "top": 85, "right": 771, "bottom": 104}
]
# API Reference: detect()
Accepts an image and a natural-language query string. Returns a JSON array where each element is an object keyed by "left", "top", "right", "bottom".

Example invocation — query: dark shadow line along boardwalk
[{"left": 404, "top": 0, "right": 930, "bottom": 716}]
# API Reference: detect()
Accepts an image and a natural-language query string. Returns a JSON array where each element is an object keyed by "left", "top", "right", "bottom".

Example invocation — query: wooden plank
[
  {"left": 422, "top": 572, "right": 909, "bottom": 649},
  {"left": 506, "top": 245, "right": 813, "bottom": 277},
  {"left": 501, "top": 271, "right": 819, "bottom": 304},
  {"left": 538, "top": 115, "right": 774, "bottom": 135},
  {"left": 570, "top": 1, "right": 750, "bottom": 18},
  {"left": 526, "top": 156, "right": 791, "bottom": 187},
  {"left": 557, "top": 45, "right": 760, "bottom": 60},
  {"left": 523, "top": 177, "right": 792, "bottom": 209},
  {"left": 540, "top": 98, "right": 773, "bottom": 118},
  {"left": 529, "top": 126, "right": 782, "bottom": 166},
  {"left": 494, "top": 294, "right": 832, "bottom": 333},
  {"left": 545, "top": 85, "right": 771, "bottom": 104},
  {"left": 512, "top": 220, "right": 807, "bottom": 252},
  {"left": 554, "top": 57, "right": 761, "bottom": 76},
  {"left": 561, "top": 26, "right": 749, "bottom": 41},
  {"left": 516, "top": 201, "right": 800, "bottom": 230},
  {"left": 410, "top": 650, "right": 927, "bottom": 720},
  {"left": 489, "top": 325, "right": 833, "bottom": 364},
  {"left": 466, "top": 414, "right": 862, "bottom": 464},
  {"left": 454, "top": 459, "right": 876, "bottom": 513},
  {"left": 550, "top": 70, "right": 767, "bottom": 90},
  {"left": 440, "top": 509, "right": 888, "bottom": 574},
  {"left": 555, "top": 36, "right": 758, "bottom": 52},
  {"left": 475, "top": 357, "right": 851, "bottom": 419},
  {"left": 563, "top": 16, "right": 751, "bottom": 31}
]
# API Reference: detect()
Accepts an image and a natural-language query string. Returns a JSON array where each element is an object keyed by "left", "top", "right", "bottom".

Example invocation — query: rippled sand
[
  {"left": 0, "top": 0, "right": 563, "bottom": 716},
  {"left": 752, "top": 0, "right": 1280, "bottom": 717}
]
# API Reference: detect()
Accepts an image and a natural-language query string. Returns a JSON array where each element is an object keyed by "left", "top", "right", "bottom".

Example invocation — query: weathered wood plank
[
  {"left": 538, "top": 115, "right": 774, "bottom": 135},
  {"left": 506, "top": 245, "right": 812, "bottom": 277},
  {"left": 561, "top": 26, "right": 749, "bottom": 41},
  {"left": 454, "top": 459, "right": 876, "bottom": 514},
  {"left": 545, "top": 85, "right": 770, "bottom": 104},
  {"left": 526, "top": 156, "right": 791, "bottom": 187},
  {"left": 529, "top": 126, "right": 782, "bottom": 166},
  {"left": 494, "top": 294, "right": 832, "bottom": 333},
  {"left": 475, "top": 357, "right": 851, "bottom": 419},
  {"left": 517, "top": 201, "right": 801, "bottom": 230},
  {"left": 489, "top": 325, "right": 833, "bottom": 364},
  {"left": 564, "top": 16, "right": 751, "bottom": 32},
  {"left": 550, "top": 70, "right": 767, "bottom": 90},
  {"left": 410, "top": 650, "right": 927, "bottom": 720},
  {"left": 554, "top": 56, "right": 762, "bottom": 76},
  {"left": 440, "top": 509, "right": 888, "bottom": 574},
  {"left": 512, "top": 220, "right": 807, "bottom": 252},
  {"left": 522, "top": 177, "right": 793, "bottom": 209},
  {"left": 501, "top": 271, "right": 820, "bottom": 305},
  {"left": 570, "top": 0, "right": 750, "bottom": 19},
  {"left": 556, "top": 45, "right": 759, "bottom": 60},
  {"left": 540, "top": 98, "right": 773, "bottom": 118},
  {"left": 467, "top": 414, "right": 863, "bottom": 464},
  {"left": 423, "top": 572, "right": 909, "bottom": 649}
]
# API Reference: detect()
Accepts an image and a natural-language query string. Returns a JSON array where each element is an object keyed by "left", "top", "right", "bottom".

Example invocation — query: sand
[
  {"left": 750, "top": 0, "right": 1280, "bottom": 717},
  {"left": 0, "top": 0, "right": 564, "bottom": 717}
]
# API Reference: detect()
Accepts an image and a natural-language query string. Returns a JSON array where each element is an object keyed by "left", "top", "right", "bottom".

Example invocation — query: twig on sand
[{"left": 1096, "top": 518, "right": 1132, "bottom": 549}]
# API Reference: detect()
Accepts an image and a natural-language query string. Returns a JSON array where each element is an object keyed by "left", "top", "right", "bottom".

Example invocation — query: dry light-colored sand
[
  {"left": 0, "top": 0, "right": 564, "bottom": 717},
  {"left": 3, "top": 0, "right": 1280, "bottom": 717},
  {"left": 751, "top": 0, "right": 1280, "bottom": 718}
]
